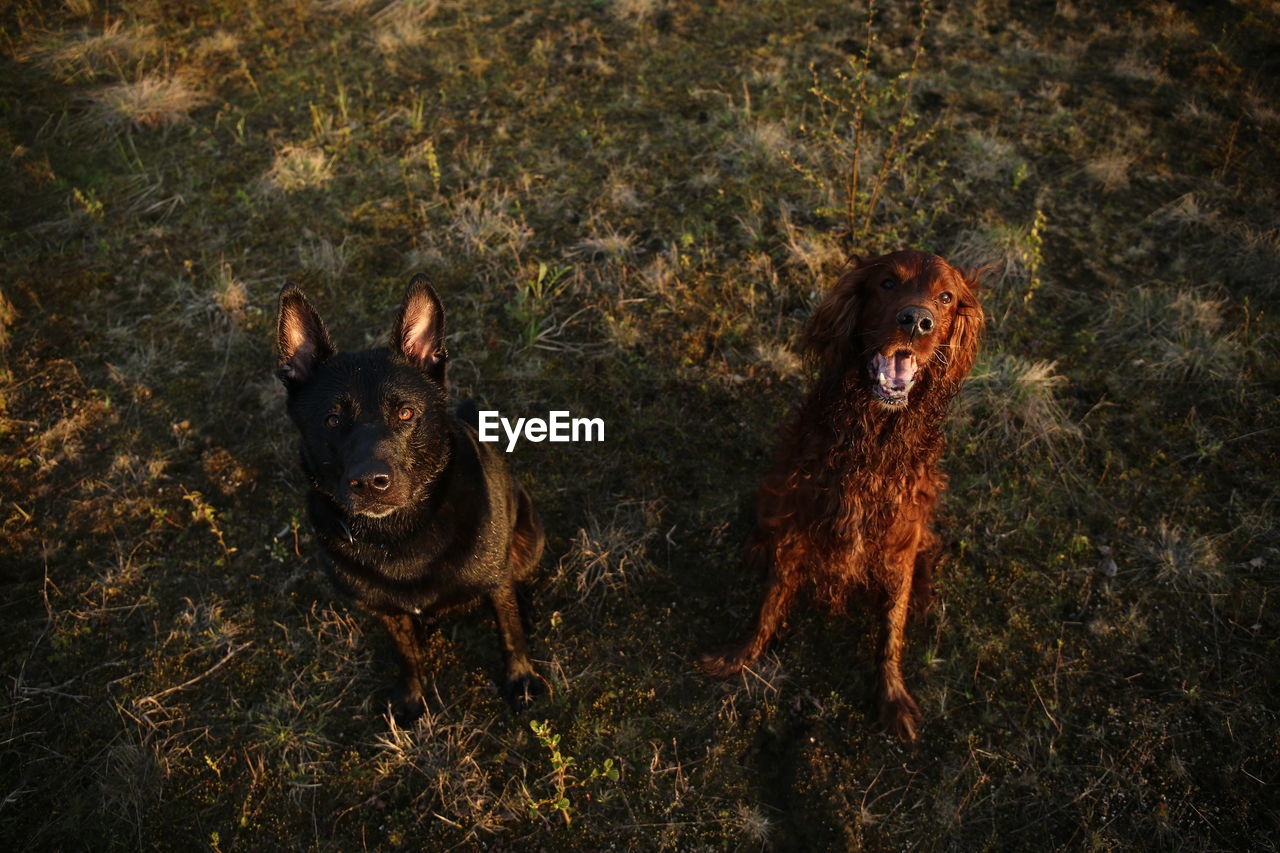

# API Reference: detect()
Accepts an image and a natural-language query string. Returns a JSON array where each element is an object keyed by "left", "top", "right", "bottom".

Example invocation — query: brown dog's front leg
[
  {"left": 373, "top": 612, "right": 430, "bottom": 726},
  {"left": 490, "top": 581, "right": 546, "bottom": 711},
  {"left": 698, "top": 548, "right": 801, "bottom": 678},
  {"left": 874, "top": 572, "right": 922, "bottom": 741}
]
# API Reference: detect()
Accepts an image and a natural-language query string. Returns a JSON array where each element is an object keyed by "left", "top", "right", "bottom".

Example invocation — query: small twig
[
  {"left": 861, "top": 0, "right": 931, "bottom": 240},
  {"left": 11, "top": 677, "right": 87, "bottom": 702},
  {"left": 846, "top": 0, "right": 876, "bottom": 241},
  {"left": 1173, "top": 425, "right": 1278, "bottom": 465},
  {"left": 133, "top": 642, "right": 251, "bottom": 708},
  {"left": 0, "top": 784, "right": 34, "bottom": 813},
  {"left": 1215, "top": 111, "right": 1243, "bottom": 181},
  {"left": 1030, "top": 679, "right": 1063, "bottom": 734}
]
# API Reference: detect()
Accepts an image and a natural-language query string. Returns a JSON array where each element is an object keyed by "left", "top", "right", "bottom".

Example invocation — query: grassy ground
[{"left": 2, "top": 0, "right": 1278, "bottom": 849}]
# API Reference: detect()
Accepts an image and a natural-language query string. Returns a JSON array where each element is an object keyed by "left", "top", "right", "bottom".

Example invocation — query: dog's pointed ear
[
  {"left": 277, "top": 284, "right": 334, "bottom": 387},
  {"left": 392, "top": 274, "right": 447, "bottom": 382}
]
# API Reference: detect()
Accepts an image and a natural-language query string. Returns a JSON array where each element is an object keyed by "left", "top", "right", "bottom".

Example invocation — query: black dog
[{"left": 276, "top": 275, "right": 547, "bottom": 724}]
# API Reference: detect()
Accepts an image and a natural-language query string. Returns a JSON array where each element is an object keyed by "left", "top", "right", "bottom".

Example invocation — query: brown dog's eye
[
  {"left": 939, "top": 291, "right": 953, "bottom": 305},
  {"left": 325, "top": 414, "right": 341, "bottom": 428},
  {"left": 398, "top": 407, "right": 414, "bottom": 421},
  {"left": 881, "top": 278, "right": 897, "bottom": 290}
]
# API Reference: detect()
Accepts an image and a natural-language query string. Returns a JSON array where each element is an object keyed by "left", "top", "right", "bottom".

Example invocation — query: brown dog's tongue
[{"left": 886, "top": 353, "right": 917, "bottom": 388}]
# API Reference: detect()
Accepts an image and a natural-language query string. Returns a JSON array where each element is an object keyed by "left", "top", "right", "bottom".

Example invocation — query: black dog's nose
[
  {"left": 348, "top": 463, "right": 393, "bottom": 493},
  {"left": 896, "top": 306, "right": 935, "bottom": 338}
]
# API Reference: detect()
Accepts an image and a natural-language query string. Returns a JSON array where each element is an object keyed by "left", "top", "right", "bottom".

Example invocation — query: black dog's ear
[
  {"left": 392, "top": 274, "right": 447, "bottom": 382},
  {"left": 277, "top": 284, "right": 334, "bottom": 387}
]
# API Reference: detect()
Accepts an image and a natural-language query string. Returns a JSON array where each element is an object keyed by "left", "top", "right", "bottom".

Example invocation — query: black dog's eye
[
  {"left": 939, "top": 291, "right": 953, "bottom": 305},
  {"left": 881, "top": 277, "right": 897, "bottom": 290},
  {"left": 397, "top": 407, "right": 414, "bottom": 421},
  {"left": 325, "top": 413, "right": 341, "bottom": 428}
]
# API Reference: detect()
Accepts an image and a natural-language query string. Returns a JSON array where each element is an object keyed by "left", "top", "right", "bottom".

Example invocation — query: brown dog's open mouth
[{"left": 869, "top": 350, "right": 918, "bottom": 405}]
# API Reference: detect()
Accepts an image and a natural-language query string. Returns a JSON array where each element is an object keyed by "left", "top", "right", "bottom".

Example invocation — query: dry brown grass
[
  {"left": 263, "top": 144, "right": 334, "bottom": 191},
  {"left": 554, "top": 500, "right": 663, "bottom": 612},
  {"left": 37, "top": 21, "right": 160, "bottom": 80},
  {"left": 782, "top": 210, "right": 849, "bottom": 282},
  {"left": 297, "top": 234, "right": 355, "bottom": 279},
  {"left": 962, "top": 353, "right": 1081, "bottom": 449},
  {"left": 87, "top": 75, "right": 211, "bottom": 129},
  {"left": 195, "top": 30, "right": 240, "bottom": 58},
  {"left": 572, "top": 227, "right": 638, "bottom": 261},
  {"left": 1146, "top": 521, "right": 1223, "bottom": 589},
  {"left": 372, "top": 0, "right": 440, "bottom": 55},
  {"left": 1100, "top": 285, "right": 1242, "bottom": 380},
  {"left": 1085, "top": 149, "right": 1136, "bottom": 191},
  {"left": 611, "top": 0, "right": 666, "bottom": 24}
]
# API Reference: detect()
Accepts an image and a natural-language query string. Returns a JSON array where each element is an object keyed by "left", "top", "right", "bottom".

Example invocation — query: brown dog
[{"left": 700, "top": 250, "right": 984, "bottom": 741}]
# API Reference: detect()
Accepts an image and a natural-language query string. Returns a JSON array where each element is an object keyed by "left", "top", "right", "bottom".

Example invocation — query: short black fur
[{"left": 276, "top": 275, "right": 547, "bottom": 724}]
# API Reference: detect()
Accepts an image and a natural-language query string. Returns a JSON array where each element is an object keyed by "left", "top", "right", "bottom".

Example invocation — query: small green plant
[
  {"left": 1012, "top": 161, "right": 1029, "bottom": 190},
  {"left": 407, "top": 93, "right": 428, "bottom": 133},
  {"left": 308, "top": 101, "right": 334, "bottom": 139},
  {"left": 508, "top": 262, "right": 573, "bottom": 351},
  {"left": 952, "top": 207, "right": 1047, "bottom": 316},
  {"left": 182, "top": 487, "right": 236, "bottom": 561},
  {"left": 268, "top": 511, "right": 302, "bottom": 563},
  {"left": 401, "top": 138, "right": 441, "bottom": 192},
  {"left": 1020, "top": 207, "right": 1046, "bottom": 304},
  {"left": 72, "top": 186, "right": 104, "bottom": 220},
  {"left": 526, "top": 720, "right": 619, "bottom": 826}
]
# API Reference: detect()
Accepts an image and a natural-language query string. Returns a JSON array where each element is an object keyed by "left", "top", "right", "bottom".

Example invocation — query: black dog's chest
[
  {"left": 323, "top": 548, "right": 487, "bottom": 616},
  {"left": 308, "top": 482, "right": 502, "bottom": 617}
]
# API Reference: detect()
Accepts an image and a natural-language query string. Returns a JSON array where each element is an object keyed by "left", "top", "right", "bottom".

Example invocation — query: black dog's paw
[
  {"left": 388, "top": 683, "right": 427, "bottom": 727},
  {"left": 503, "top": 672, "right": 548, "bottom": 713}
]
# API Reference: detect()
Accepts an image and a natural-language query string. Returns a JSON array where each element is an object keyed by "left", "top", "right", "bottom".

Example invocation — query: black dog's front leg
[
  {"left": 372, "top": 612, "right": 431, "bottom": 725},
  {"left": 490, "top": 581, "right": 546, "bottom": 711}
]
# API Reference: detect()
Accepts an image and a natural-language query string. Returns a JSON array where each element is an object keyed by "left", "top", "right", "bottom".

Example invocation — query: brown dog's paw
[
  {"left": 503, "top": 672, "right": 548, "bottom": 713},
  {"left": 389, "top": 683, "right": 427, "bottom": 727},
  {"left": 875, "top": 688, "right": 922, "bottom": 742},
  {"left": 696, "top": 650, "right": 748, "bottom": 680}
]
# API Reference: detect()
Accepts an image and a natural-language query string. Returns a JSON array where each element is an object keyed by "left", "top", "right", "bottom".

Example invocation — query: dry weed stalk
[{"left": 785, "top": 0, "right": 934, "bottom": 251}]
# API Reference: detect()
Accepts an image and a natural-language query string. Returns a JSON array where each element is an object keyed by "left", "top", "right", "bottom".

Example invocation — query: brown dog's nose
[
  {"left": 348, "top": 462, "right": 393, "bottom": 493},
  {"left": 896, "top": 306, "right": 935, "bottom": 338}
]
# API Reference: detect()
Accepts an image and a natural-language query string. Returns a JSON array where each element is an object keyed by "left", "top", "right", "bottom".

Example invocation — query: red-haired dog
[{"left": 700, "top": 250, "right": 985, "bottom": 741}]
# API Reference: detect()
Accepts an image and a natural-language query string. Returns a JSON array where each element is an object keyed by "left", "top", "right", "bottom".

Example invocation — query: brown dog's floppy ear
[
  {"left": 942, "top": 266, "right": 987, "bottom": 384},
  {"left": 801, "top": 263, "right": 867, "bottom": 374},
  {"left": 392, "top": 274, "right": 448, "bottom": 382},
  {"left": 277, "top": 283, "right": 334, "bottom": 387}
]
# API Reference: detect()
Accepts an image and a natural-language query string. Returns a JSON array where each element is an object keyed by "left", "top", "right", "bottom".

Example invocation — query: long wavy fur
[{"left": 701, "top": 250, "right": 985, "bottom": 741}]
